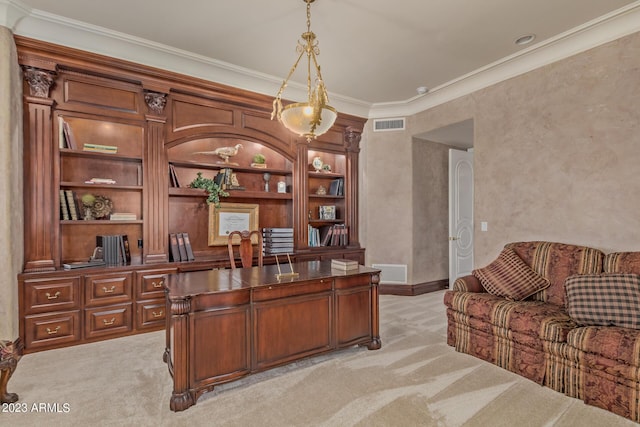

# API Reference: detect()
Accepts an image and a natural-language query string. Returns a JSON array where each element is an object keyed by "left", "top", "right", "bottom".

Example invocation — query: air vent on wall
[
  {"left": 373, "top": 118, "right": 405, "bottom": 132},
  {"left": 371, "top": 264, "right": 408, "bottom": 284}
]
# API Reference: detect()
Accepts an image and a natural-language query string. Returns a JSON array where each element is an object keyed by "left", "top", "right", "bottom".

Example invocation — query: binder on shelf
[
  {"left": 121, "top": 235, "right": 131, "bottom": 264},
  {"left": 65, "top": 190, "right": 79, "bottom": 220},
  {"left": 328, "top": 178, "right": 344, "bottom": 196},
  {"left": 58, "top": 116, "right": 67, "bottom": 149},
  {"left": 169, "top": 164, "right": 181, "bottom": 188},
  {"left": 181, "top": 232, "right": 196, "bottom": 261},
  {"left": 169, "top": 233, "right": 181, "bottom": 262},
  {"left": 176, "top": 233, "right": 188, "bottom": 261},
  {"left": 62, "top": 120, "right": 77, "bottom": 150},
  {"left": 59, "top": 189, "right": 70, "bottom": 220},
  {"left": 96, "top": 234, "right": 130, "bottom": 266}
]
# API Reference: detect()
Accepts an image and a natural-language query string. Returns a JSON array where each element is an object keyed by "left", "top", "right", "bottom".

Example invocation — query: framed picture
[
  {"left": 208, "top": 202, "right": 259, "bottom": 246},
  {"left": 319, "top": 205, "right": 336, "bottom": 220}
]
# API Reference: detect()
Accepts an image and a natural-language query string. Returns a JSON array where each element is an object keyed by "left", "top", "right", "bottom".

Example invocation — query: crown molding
[
  {"left": 3, "top": 0, "right": 640, "bottom": 120},
  {"left": 369, "top": 2, "right": 640, "bottom": 119},
  {"left": 0, "top": 0, "right": 29, "bottom": 30}
]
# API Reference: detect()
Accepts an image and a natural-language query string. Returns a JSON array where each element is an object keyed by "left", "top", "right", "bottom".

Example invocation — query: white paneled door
[{"left": 448, "top": 149, "right": 474, "bottom": 288}]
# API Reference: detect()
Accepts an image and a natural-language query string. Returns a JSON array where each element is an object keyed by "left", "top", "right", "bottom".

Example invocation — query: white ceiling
[{"left": 6, "top": 0, "right": 640, "bottom": 119}]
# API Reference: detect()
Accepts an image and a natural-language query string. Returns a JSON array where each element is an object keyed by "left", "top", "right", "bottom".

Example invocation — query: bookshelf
[{"left": 16, "top": 36, "right": 366, "bottom": 353}]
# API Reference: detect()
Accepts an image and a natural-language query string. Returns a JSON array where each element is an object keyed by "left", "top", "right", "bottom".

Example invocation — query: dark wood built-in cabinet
[{"left": 15, "top": 36, "right": 367, "bottom": 353}]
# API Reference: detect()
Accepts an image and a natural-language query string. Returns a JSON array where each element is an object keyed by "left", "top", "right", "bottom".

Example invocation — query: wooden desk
[{"left": 163, "top": 261, "right": 380, "bottom": 411}]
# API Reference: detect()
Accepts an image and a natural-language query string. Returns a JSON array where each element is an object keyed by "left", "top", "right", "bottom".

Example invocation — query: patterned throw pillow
[
  {"left": 473, "top": 247, "right": 550, "bottom": 300},
  {"left": 565, "top": 273, "right": 640, "bottom": 329}
]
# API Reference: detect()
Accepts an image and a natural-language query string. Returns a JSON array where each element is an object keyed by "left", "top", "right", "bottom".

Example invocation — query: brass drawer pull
[
  {"left": 102, "top": 317, "right": 116, "bottom": 326},
  {"left": 46, "top": 326, "right": 61, "bottom": 335},
  {"left": 152, "top": 310, "right": 164, "bottom": 318},
  {"left": 102, "top": 285, "right": 116, "bottom": 294},
  {"left": 46, "top": 291, "right": 61, "bottom": 300},
  {"left": 152, "top": 280, "right": 164, "bottom": 288}
]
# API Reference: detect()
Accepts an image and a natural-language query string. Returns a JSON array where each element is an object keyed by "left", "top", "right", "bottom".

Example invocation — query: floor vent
[
  {"left": 373, "top": 118, "right": 405, "bottom": 132},
  {"left": 371, "top": 264, "right": 408, "bottom": 284}
]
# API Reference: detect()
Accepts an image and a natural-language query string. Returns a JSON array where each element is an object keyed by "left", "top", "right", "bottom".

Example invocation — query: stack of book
[
  {"left": 83, "top": 143, "right": 118, "bottom": 154},
  {"left": 263, "top": 227, "right": 294, "bottom": 255},
  {"left": 84, "top": 177, "right": 116, "bottom": 185},
  {"left": 110, "top": 212, "right": 137, "bottom": 221},
  {"left": 331, "top": 259, "right": 359, "bottom": 271}
]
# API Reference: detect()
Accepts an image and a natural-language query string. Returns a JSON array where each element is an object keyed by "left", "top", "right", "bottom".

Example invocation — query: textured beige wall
[
  {"left": 0, "top": 26, "right": 23, "bottom": 340},
  {"left": 362, "top": 30, "right": 640, "bottom": 279}
]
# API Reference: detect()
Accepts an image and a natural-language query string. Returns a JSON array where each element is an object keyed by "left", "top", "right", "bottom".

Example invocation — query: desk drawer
[
  {"left": 253, "top": 279, "right": 332, "bottom": 302},
  {"left": 85, "top": 272, "right": 133, "bottom": 307},
  {"left": 24, "top": 310, "right": 81, "bottom": 350},
  {"left": 23, "top": 276, "right": 81, "bottom": 315},
  {"left": 136, "top": 269, "right": 175, "bottom": 300},
  {"left": 136, "top": 300, "right": 166, "bottom": 330},
  {"left": 85, "top": 303, "right": 132, "bottom": 339},
  {"left": 334, "top": 274, "right": 371, "bottom": 290}
]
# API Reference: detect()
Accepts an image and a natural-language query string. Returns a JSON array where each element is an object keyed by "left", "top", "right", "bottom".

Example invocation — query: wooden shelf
[
  {"left": 169, "top": 187, "right": 293, "bottom": 200},
  {"left": 60, "top": 148, "right": 142, "bottom": 162},
  {"left": 61, "top": 182, "right": 143, "bottom": 191},
  {"left": 60, "top": 220, "right": 143, "bottom": 225},
  {"left": 170, "top": 160, "right": 291, "bottom": 176}
]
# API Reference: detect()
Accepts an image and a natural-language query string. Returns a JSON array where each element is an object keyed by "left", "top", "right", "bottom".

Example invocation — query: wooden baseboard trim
[{"left": 379, "top": 279, "right": 448, "bottom": 296}]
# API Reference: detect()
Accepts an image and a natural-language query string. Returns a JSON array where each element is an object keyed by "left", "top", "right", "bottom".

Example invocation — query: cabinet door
[
  {"left": 335, "top": 275, "right": 372, "bottom": 347},
  {"left": 253, "top": 281, "right": 333, "bottom": 370},
  {"left": 190, "top": 305, "right": 251, "bottom": 385}
]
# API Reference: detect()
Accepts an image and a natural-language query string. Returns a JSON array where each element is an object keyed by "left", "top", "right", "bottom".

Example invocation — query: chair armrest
[{"left": 452, "top": 275, "right": 485, "bottom": 293}]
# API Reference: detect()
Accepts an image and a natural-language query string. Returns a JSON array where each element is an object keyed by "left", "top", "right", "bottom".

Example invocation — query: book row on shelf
[
  {"left": 169, "top": 232, "right": 196, "bottom": 262},
  {"left": 59, "top": 190, "right": 136, "bottom": 221},
  {"left": 58, "top": 117, "right": 118, "bottom": 153},
  {"left": 63, "top": 234, "right": 131, "bottom": 270},
  {"left": 308, "top": 224, "right": 348, "bottom": 247},
  {"left": 328, "top": 178, "right": 344, "bottom": 196}
]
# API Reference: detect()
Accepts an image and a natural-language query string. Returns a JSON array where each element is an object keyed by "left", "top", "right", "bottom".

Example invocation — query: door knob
[{"left": 449, "top": 237, "right": 459, "bottom": 241}]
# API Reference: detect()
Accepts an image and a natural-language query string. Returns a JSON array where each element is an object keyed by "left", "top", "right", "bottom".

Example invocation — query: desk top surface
[{"left": 166, "top": 260, "right": 379, "bottom": 298}]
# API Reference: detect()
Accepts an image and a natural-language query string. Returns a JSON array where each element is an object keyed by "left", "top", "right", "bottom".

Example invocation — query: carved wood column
[
  {"left": 167, "top": 296, "right": 194, "bottom": 411},
  {"left": 22, "top": 66, "right": 57, "bottom": 272},
  {"left": 367, "top": 272, "right": 381, "bottom": 350},
  {"left": 344, "top": 127, "right": 362, "bottom": 249},
  {"left": 294, "top": 141, "right": 309, "bottom": 251},
  {"left": 143, "top": 90, "right": 169, "bottom": 264}
]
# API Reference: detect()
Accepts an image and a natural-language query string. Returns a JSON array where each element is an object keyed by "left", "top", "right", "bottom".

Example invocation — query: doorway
[{"left": 416, "top": 119, "right": 474, "bottom": 288}]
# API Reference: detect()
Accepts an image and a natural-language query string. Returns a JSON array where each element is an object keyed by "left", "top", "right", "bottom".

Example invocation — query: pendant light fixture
[{"left": 271, "top": 0, "right": 337, "bottom": 142}]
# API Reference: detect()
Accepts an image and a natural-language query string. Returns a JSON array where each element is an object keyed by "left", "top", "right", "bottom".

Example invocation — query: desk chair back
[{"left": 227, "top": 230, "right": 263, "bottom": 269}]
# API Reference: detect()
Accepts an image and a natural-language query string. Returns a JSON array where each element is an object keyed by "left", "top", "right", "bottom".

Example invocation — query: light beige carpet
[{"left": 3, "top": 291, "right": 635, "bottom": 426}]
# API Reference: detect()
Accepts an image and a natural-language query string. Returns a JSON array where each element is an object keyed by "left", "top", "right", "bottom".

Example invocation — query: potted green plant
[
  {"left": 251, "top": 153, "right": 267, "bottom": 168},
  {"left": 189, "top": 172, "right": 229, "bottom": 207}
]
